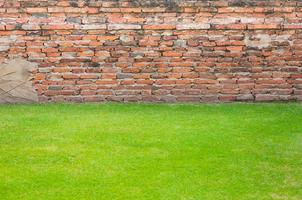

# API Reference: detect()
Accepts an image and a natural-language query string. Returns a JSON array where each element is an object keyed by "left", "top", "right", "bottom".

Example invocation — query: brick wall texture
[{"left": 1, "top": 0, "right": 302, "bottom": 103}]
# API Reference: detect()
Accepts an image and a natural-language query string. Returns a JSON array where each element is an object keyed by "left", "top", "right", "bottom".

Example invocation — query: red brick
[
  {"left": 291, "top": 74, "right": 302, "bottom": 78},
  {"left": 1, "top": 2, "right": 301, "bottom": 103},
  {"left": 156, "top": 80, "right": 176, "bottom": 85},
  {"left": 87, "top": 8, "right": 99, "bottom": 14},
  {"left": 284, "top": 24, "right": 302, "bottom": 29},
  {"left": 274, "top": 7, "right": 295, "bottom": 12},
  {"left": 61, "top": 90, "right": 76, "bottom": 95},
  {"left": 5, "top": 25, "right": 17, "bottom": 30},
  {"left": 47, "top": 53, "right": 61, "bottom": 57}
]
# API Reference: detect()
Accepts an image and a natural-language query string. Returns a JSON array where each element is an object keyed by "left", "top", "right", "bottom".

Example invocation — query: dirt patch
[{"left": 0, "top": 58, "right": 38, "bottom": 103}]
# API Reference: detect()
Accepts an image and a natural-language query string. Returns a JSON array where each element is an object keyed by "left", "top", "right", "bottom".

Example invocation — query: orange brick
[
  {"left": 226, "top": 46, "right": 243, "bottom": 52},
  {"left": 42, "top": 48, "right": 58, "bottom": 53},
  {"left": 143, "top": 25, "right": 176, "bottom": 30},
  {"left": 35, "top": 73, "right": 46, "bottom": 80},
  {"left": 97, "top": 36, "right": 119, "bottom": 41},
  {"left": 27, "top": 48, "right": 41, "bottom": 52},
  {"left": 163, "top": 51, "right": 182, "bottom": 57},
  {"left": 248, "top": 24, "right": 279, "bottom": 30},
  {"left": 53, "top": 68, "right": 70, "bottom": 73},
  {"left": 26, "top": 8, "right": 47, "bottom": 13},
  {"left": 87, "top": 8, "right": 99, "bottom": 14},
  {"left": 218, "top": 7, "right": 234, "bottom": 13}
]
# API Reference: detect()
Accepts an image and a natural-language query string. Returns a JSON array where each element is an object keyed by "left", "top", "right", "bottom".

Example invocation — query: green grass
[{"left": 0, "top": 103, "right": 302, "bottom": 200}]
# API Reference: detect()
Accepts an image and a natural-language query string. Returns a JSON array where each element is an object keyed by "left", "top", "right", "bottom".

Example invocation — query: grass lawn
[{"left": 0, "top": 103, "right": 301, "bottom": 200}]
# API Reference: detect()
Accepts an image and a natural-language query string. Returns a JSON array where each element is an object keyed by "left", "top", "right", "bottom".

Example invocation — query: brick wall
[{"left": 1, "top": 0, "right": 302, "bottom": 102}]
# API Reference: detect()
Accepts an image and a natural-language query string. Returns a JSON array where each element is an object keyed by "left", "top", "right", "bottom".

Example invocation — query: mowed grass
[{"left": 0, "top": 103, "right": 302, "bottom": 200}]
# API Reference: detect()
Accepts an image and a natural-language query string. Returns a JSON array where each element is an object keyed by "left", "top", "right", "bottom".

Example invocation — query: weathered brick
[
  {"left": 214, "top": 24, "right": 246, "bottom": 30},
  {"left": 80, "top": 74, "right": 99, "bottom": 79},
  {"left": 107, "top": 24, "right": 141, "bottom": 30},
  {"left": 26, "top": 8, "right": 47, "bottom": 13},
  {"left": 42, "top": 24, "right": 74, "bottom": 30},
  {"left": 120, "top": 8, "right": 141, "bottom": 13},
  {"left": 48, "top": 7, "right": 65, "bottom": 13},
  {"left": 21, "top": 24, "right": 41, "bottom": 30},
  {"left": 100, "top": 8, "right": 121, "bottom": 13},
  {"left": 80, "top": 24, "right": 106, "bottom": 30},
  {"left": 176, "top": 23, "right": 210, "bottom": 30},
  {"left": 255, "top": 94, "right": 279, "bottom": 101},
  {"left": 7, "top": 8, "right": 19, "bottom": 13},
  {"left": 142, "top": 8, "right": 166, "bottom": 13},
  {"left": 63, "top": 74, "right": 79, "bottom": 79},
  {"left": 64, "top": 7, "right": 87, "bottom": 13}
]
